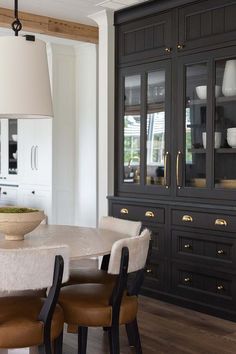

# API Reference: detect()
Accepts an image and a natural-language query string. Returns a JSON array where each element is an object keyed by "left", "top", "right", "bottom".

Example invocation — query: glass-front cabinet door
[
  {"left": 119, "top": 61, "right": 171, "bottom": 196},
  {"left": 0, "top": 119, "right": 18, "bottom": 181},
  {"left": 177, "top": 47, "right": 236, "bottom": 200}
]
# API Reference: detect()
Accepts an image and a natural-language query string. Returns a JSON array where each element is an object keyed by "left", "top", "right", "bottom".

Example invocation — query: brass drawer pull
[
  {"left": 184, "top": 244, "right": 191, "bottom": 249},
  {"left": 184, "top": 277, "right": 191, "bottom": 283},
  {"left": 145, "top": 211, "right": 155, "bottom": 218},
  {"left": 182, "top": 215, "right": 193, "bottom": 222},
  {"left": 146, "top": 269, "right": 152, "bottom": 273},
  {"left": 120, "top": 208, "right": 128, "bottom": 215},
  {"left": 217, "top": 285, "right": 224, "bottom": 291},
  {"left": 217, "top": 249, "right": 225, "bottom": 255},
  {"left": 215, "top": 219, "right": 227, "bottom": 226}
]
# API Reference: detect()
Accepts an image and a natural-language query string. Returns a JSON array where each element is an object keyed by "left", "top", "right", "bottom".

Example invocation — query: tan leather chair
[
  {"left": 67, "top": 216, "right": 142, "bottom": 286},
  {"left": 59, "top": 228, "right": 150, "bottom": 354},
  {"left": 0, "top": 245, "right": 69, "bottom": 354}
]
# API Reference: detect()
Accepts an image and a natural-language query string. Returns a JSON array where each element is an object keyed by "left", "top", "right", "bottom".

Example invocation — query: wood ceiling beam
[{"left": 0, "top": 7, "right": 98, "bottom": 44}]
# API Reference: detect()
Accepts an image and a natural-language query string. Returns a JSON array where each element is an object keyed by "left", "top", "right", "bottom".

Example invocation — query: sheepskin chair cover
[
  {"left": 108, "top": 228, "right": 151, "bottom": 275},
  {"left": 99, "top": 216, "right": 142, "bottom": 237},
  {"left": 0, "top": 245, "right": 70, "bottom": 292}
]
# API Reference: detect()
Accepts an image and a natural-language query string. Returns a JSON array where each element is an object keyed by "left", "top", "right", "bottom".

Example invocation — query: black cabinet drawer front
[
  {"left": 179, "top": 0, "right": 236, "bottom": 52},
  {"left": 112, "top": 203, "right": 165, "bottom": 224},
  {"left": 172, "top": 209, "right": 236, "bottom": 232},
  {"left": 118, "top": 12, "right": 172, "bottom": 64},
  {"left": 172, "top": 230, "right": 235, "bottom": 265},
  {"left": 172, "top": 263, "right": 235, "bottom": 310},
  {"left": 143, "top": 260, "right": 165, "bottom": 292}
]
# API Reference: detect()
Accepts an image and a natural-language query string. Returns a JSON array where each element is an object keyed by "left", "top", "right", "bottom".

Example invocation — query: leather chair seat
[
  {"left": 0, "top": 296, "right": 64, "bottom": 348},
  {"left": 66, "top": 268, "right": 117, "bottom": 286},
  {"left": 59, "top": 283, "right": 138, "bottom": 327}
]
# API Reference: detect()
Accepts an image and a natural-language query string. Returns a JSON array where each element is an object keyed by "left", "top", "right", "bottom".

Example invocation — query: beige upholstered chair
[
  {"left": 67, "top": 216, "right": 142, "bottom": 285},
  {"left": 59, "top": 228, "right": 150, "bottom": 354},
  {"left": 0, "top": 245, "right": 69, "bottom": 354}
]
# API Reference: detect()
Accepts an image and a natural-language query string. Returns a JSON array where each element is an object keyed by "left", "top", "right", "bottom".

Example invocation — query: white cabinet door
[
  {"left": 18, "top": 187, "right": 52, "bottom": 223},
  {"left": 18, "top": 120, "right": 52, "bottom": 187}
]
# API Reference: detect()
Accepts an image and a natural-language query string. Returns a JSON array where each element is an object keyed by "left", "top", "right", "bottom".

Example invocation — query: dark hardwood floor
[{"left": 62, "top": 296, "right": 236, "bottom": 353}]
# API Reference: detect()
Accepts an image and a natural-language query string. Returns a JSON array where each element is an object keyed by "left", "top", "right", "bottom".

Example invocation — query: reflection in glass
[
  {"left": 215, "top": 59, "right": 236, "bottom": 189},
  {"left": 146, "top": 71, "right": 165, "bottom": 185},
  {"left": 8, "top": 119, "right": 17, "bottom": 175},
  {"left": 185, "top": 63, "right": 207, "bottom": 188},
  {"left": 123, "top": 75, "right": 141, "bottom": 184}
]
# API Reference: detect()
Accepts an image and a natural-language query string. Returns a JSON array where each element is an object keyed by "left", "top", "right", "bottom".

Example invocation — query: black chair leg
[
  {"left": 38, "top": 341, "right": 52, "bottom": 354},
  {"left": 130, "top": 318, "right": 142, "bottom": 354},
  {"left": 108, "top": 324, "right": 120, "bottom": 354},
  {"left": 54, "top": 331, "right": 63, "bottom": 354},
  {"left": 78, "top": 326, "right": 88, "bottom": 354},
  {"left": 126, "top": 322, "right": 135, "bottom": 347}
]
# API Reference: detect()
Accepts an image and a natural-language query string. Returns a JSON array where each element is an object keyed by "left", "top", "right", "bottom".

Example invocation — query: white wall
[
  {"left": 74, "top": 43, "right": 98, "bottom": 227},
  {"left": 50, "top": 44, "right": 76, "bottom": 225}
]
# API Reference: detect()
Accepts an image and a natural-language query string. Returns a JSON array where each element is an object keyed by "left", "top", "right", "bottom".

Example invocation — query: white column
[
  {"left": 89, "top": 10, "right": 115, "bottom": 223},
  {"left": 74, "top": 43, "right": 98, "bottom": 227}
]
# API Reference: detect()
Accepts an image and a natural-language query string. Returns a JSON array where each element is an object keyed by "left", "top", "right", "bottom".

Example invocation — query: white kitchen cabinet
[
  {"left": 0, "top": 186, "right": 18, "bottom": 206},
  {"left": 0, "top": 119, "right": 19, "bottom": 182},
  {"left": 17, "top": 187, "right": 52, "bottom": 222},
  {"left": 18, "top": 119, "right": 52, "bottom": 187}
]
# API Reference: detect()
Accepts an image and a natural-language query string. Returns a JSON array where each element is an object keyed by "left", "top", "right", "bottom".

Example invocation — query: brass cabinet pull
[
  {"left": 184, "top": 277, "right": 191, "bottom": 283},
  {"left": 164, "top": 47, "right": 172, "bottom": 53},
  {"left": 146, "top": 269, "right": 152, "bottom": 273},
  {"left": 177, "top": 44, "right": 185, "bottom": 50},
  {"left": 120, "top": 208, "right": 128, "bottom": 215},
  {"left": 145, "top": 211, "right": 155, "bottom": 218},
  {"left": 176, "top": 151, "right": 182, "bottom": 188},
  {"left": 184, "top": 244, "right": 191, "bottom": 249},
  {"left": 217, "top": 285, "right": 224, "bottom": 291},
  {"left": 215, "top": 219, "right": 227, "bottom": 226},
  {"left": 217, "top": 249, "right": 225, "bottom": 255},
  {"left": 164, "top": 151, "right": 170, "bottom": 188},
  {"left": 182, "top": 215, "right": 193, "bottom": 222}
]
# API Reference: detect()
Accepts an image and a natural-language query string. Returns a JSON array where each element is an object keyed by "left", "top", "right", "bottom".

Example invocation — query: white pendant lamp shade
[{"left": 0, "top": 36, "right": 53, "bottom": 118}]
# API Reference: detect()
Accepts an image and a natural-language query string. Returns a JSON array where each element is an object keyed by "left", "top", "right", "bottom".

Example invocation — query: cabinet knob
[
  {"left": 164, "top": 47, "right": 172, "bottom": 53},
  {"left": 146, "top": 268, "right": 152, "bottom": 273},
  {"left": 145, "top": 211, "right": 155, "bottom": 218},
  {"left": 215, "top": 219, "right": 227, "bottom": 226},
  {"left": 184, "top": 244, "right": 192, "bottom": 249},
  {"left": 182, "top": 215, "right": 193, "bottom": 222},
  {"left": 217, "top": 285, "right": 224, "bottom": 291},
  {"left": 2, "top": 191, "right": 7, "bottom": 195},
  {"left": 177, "top": 44, "right": 185, "bottom": 50},
  {"left": 32, "top": 191, "right": 35, "bottom": 195},
  {"left": 217, "top": 249, "right": 225, "bottom": 255},
  {"left": 120, "top": 208, "right": 128, "bottom": 215},
  {"left": 184, "top": 277, "right": 191, "bottom": 283}
]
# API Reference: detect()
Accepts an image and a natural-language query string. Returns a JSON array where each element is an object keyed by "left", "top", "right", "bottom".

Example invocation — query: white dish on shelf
[
  {"left": 12, "top": 152, "right": 17, "bottom": 159},
  {"left": 12, "top": 134, "right": 17, "bottom": 142},
  {"left": 227, "top": 135, "right": 236, "bottom": 148},
  {"left": 202, "top": 132, "right": 221, "bottom": 149},
  {"left": 195, "top": 85, "right": 221, "bottom": 100}
]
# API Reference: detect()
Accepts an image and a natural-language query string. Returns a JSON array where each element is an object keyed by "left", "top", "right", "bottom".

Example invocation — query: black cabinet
[{"left": 111, "top": 0, "right": 236, "bottom": 321}]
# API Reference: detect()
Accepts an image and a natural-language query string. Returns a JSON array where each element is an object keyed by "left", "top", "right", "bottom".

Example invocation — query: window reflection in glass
[
  {"left": 123, "top": 74, "right": 141, "bottom": 184},
  {"left": 185, "top": 63, "right": 207, "bottom": 188},
  {"left": 146, "top": 70, "right": 165, "bottom": 185}
]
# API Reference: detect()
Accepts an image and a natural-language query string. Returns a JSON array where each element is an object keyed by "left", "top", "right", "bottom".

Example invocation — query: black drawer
[
  {"left": 172, "top": 209, "right": 236, "bottom": 233},
  {"left": 172, "top": 230, "right": 236, "bottom": 267},
  {"left": 143, "top": 260, "right": 166, "bottom": 293},
  {"left": 112, "top": 203, "right": 165, "bottom": 224},
  {"left": 171, "top": 262, "right": 236, "bottom": 310}
]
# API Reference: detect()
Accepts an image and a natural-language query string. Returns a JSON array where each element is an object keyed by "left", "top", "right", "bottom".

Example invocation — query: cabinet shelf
[
  {"left": 125, "top": 102, "right": 164, "bottom": 115},
  {"left": 215, "top": 148, "right": 236, "bottom": 153},
  {"left": 9, "top": 141, "right": 17, "bottom": 145},
  {"left": 188, "top": 148, "right": 206, "bottom": 153},
  {"left": 187, "top": 95, "right": 236, "bottom": 107}
]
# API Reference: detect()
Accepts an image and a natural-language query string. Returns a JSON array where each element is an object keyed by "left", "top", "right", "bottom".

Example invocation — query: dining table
[{"left": 0, "top": 224, "right": 129, "bottom": 354}]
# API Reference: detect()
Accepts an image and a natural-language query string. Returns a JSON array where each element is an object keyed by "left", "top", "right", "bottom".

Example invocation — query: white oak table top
[{"left": 0, "top": 224, "right": 129, "bottom": 260}]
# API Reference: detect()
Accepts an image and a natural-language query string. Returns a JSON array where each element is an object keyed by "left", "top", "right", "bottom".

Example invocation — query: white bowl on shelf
[
  {"left": 195, "top": 85, "right": 221, "bottom": 100},
  {"left": 227, "top": 135, "right": 236, "bottom": 148},
  {"left": 12, "top": 134, "right": 17, "bottom": 142},
  {"left": 227, "top": 128, "right": 236, "bottom": 134}
]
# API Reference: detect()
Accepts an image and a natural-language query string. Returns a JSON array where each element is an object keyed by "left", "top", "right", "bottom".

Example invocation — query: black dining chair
[
  {"left": 0, "top": 245, "right": 69, "bottom": 354},
  {"left": 59, "top": 228, "right": 150, "bottom": 354}
]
